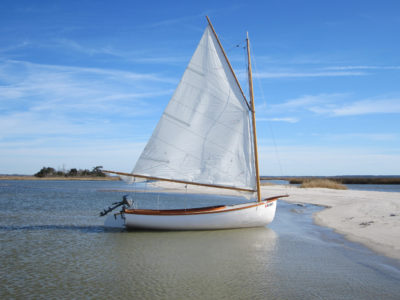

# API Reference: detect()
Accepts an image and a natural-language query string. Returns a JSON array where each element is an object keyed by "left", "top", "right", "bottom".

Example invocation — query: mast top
[{"left": 205, "top": 16, "right": 251, "bottom": 111}]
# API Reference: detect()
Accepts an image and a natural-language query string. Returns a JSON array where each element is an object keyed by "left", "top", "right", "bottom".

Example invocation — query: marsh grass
[
  {"left": 287, "top": 176, "right": 400, "bottom": 185},
  {"left": 260, "top": 181, "right": 275, "bottom": 186},
  {"left": 300, "top": 179, "right": 347, "bottom": 190}
]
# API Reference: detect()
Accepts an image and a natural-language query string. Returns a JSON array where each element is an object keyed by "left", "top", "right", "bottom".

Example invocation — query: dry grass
[
  {"left": 288, "top": 176, "right": 400, "bottom": 185},
  {"left": 300, "top": 179, "right": 347, "bottom": 190},
  {"left": 260, "top": 181, "right": 276, "bottom": 186}
]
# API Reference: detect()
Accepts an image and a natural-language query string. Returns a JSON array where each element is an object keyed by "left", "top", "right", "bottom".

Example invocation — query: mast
[
  {"left": 246, "top": 32, "right": 262, "bottom": 203},
  {"left": 206, "top": 16, "right": 261, "bottom": 201}
]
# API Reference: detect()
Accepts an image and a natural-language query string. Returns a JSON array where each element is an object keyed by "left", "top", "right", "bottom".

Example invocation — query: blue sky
[{"left": 1, "top": 0, "right": 399, "bottom": 175}]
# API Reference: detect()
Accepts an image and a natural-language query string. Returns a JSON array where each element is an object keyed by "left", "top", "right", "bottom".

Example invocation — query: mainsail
[{"left": 132, "top": 25, "right": 256, "bottom": 191}]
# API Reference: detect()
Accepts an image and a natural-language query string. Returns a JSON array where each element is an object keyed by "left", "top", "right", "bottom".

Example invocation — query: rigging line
[
  {"left": 206, "top": 17, "right": 251, "bottom": 111},
  {"left": 225, "top": 40, "right": 246, "bottom": 53},
  {"left": 184, "top": 184, "right": 188, "bottom": 210},
  {"left": 133, "top": 177, "right": 137, "bottom": 208},
  {"left": 251, "top": 44, "right": 286, "bottom": 180},
  {"left": 242, "top": 43, "right": 249, "bottom": 103}
]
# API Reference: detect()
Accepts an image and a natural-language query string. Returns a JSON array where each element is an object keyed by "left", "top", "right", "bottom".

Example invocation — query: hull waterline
[{"left": 105, "top": 199, "right": 278, "bottom": 231}]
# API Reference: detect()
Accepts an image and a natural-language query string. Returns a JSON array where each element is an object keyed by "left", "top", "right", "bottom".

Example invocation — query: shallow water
[
  {"left": 1, "top": 180, "right": 399, "bottom": 299},
  {"left": 262, "top": 179, "right": 400, "bottom": 193},
  {"left": 346, "top": 184, "right": 400, "bottom": 193}
]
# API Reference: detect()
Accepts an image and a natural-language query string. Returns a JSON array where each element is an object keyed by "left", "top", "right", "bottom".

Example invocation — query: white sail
[{"left": 132, "top": 25, "right": 256, "bottom": 191}]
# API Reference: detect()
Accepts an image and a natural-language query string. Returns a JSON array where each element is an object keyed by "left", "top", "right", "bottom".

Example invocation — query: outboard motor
[{"left": 100, "top": 195, "right": 133, "bottom": 217}]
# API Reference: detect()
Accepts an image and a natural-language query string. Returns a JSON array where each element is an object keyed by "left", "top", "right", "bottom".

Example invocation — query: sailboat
[{"left": 101, "top": 17, "right": 288, "bottom": 230}]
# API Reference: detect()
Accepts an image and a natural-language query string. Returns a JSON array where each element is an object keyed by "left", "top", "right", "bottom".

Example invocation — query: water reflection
[{"left": 105, "top": 228, "right": 277, "bottom": 299}]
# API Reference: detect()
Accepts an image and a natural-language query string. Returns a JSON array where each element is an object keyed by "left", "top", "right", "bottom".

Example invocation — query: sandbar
[{"left": 261, "top": 185, "right": 400, "bottom": 261}]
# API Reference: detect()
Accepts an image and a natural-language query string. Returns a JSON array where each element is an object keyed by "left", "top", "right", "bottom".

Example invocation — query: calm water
[
  {"left": 1, "top": 180, "right": 399, "bottom": 299},
  {"left": 346, "top": 184, "right": 400, "bottom": 193},
  {"left": 262, "top": 180, "right": 400, "bottom": 193}
]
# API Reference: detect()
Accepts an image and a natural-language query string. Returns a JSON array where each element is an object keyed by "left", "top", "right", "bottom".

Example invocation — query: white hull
[{"left": 105, "top": 199, "right": 277, "bottom": 231}]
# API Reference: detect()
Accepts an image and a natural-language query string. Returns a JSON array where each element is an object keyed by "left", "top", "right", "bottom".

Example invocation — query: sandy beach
[
  {"left": 144, "top": 182, "right": 400, "bottom": 261},
  {"left": 261, "top": 185, "right": 400, "bottom": 261}
]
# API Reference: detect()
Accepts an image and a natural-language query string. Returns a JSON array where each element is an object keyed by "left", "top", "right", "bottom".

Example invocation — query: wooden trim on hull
[
  {"left": 124, "top": 204, "right": 227, "bottom": 215},
  {"left": 123, "top": 195, "right": 287, "bottom": 216},
  {"left": 122, "top": 198, "right": 278, "bottom": 230},
  {"left": 264, "top": 194, "right": 289, "bottom": 201}
]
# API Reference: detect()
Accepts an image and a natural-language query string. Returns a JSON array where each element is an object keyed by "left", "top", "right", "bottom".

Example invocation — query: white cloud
[
  {"left": 250, "top": 63, "right": 400, "bottom": 81},
  {"left": 314, "top": 133, "right": 398, "bottom": 142},
  {"left": 324, "top": 65, "right": 400, "bottom": 71},
  {"left": 270, "top": 93, "right": 347, "bottom": 112},
  {"left": 0, "top": 59, "right": 174, "bottom": 114},
  {"left": 254, "top": 71, "right": 367, "bottom": 78},
  {"left": 331, "top": 99, "right": 400, "bottom": 116},
  {"left": 55, "top": 39, "right": 119, "bottom": 57},
  {"left": 0, "top": 41, "right": 31, "bottom": 53},
  {"left": 258, "top": 145, "right": 400, "bottom": 176},
  {"left": 0, "top": 59, "right": 176, "bottom": 155},
  {"left": 257, "top": 117, "right": 299, "bottom": 123},
  {"left": 271, "top": 94, "right": 400, "bottom": 117},
  {"left": 0, "top": 59, "right": 175, "bottom": 85},
  {"left": 54, "top": 39, "right": 189, "bottom": 65}
]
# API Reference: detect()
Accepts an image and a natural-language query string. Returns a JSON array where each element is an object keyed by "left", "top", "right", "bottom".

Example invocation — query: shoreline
[
  {"left": 114, "top": 182, "right": 400, "bottom": 261},
  {"left": 260, "top": 185, "right": 400, "bottom": 261},
  {"left": 3, "top": 177, "right": 399, "bottom": 260}
]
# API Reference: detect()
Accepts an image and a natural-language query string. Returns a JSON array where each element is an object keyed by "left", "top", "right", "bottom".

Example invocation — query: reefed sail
[{"left": 132, "top": 25, "right": 256, "bottom": 191}]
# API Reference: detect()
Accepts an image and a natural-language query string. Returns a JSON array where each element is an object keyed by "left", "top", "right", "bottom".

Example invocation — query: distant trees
[
  {"left": 34, "top": 167, "right": 57, "bottom": 178},
  {"left": 34, "top": 166, "right": 106, "bottom": 178},
  {"left": 91, "top": 166, "right": 104, "bottom": 177},
  {"left": 67, "top": 168, "right": 78, "bottom": 177}
]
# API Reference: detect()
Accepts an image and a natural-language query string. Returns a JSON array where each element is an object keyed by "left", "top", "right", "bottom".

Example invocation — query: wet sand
[{"left": 261, "top": 185, "right": 400, "bottom": 261}]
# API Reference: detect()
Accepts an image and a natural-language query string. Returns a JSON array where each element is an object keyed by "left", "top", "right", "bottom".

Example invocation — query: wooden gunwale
[
  {"left": 123, "top": 195, "right": 287, "bottom": 216},
  {"left": 124, "top": 204, "right": 227, "bottom": 215}
]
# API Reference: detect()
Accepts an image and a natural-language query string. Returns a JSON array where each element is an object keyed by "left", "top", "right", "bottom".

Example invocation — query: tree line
[{"left": 34, "top": 166, "right": 105, "bottom": 178}]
